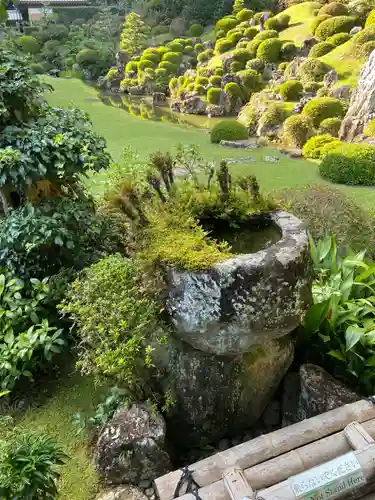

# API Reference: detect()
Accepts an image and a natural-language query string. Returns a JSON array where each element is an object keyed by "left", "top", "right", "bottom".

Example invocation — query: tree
[{"left": 120, "top": 12, "right": 149, "bottom": 56}]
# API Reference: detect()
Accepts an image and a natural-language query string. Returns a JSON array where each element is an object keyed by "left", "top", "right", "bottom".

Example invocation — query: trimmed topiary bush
[
  {"left": 209, "top": 75, "right": 222, "bottom": 86},
  {"left": 254, "top": 30, "right": 279, "bottom": 42},
  {"left": 189, "top": 23, "right": 204, "bottom": 36},
  {"left": 236, "top": 8, "right": 254, "bottom": 21},
  {"left": 224, "top": 81, "right": 244, "bottom": 99},
  {"left": 207, "top": 87, "right": 222, "bottom": 104},
  {"left": 233, "top": 48, "right": 252, "bottom": 62},
  {"left": 259, "top": 104, "right": 286, "bottom": 128},
  {"left": 365, "top": 10, "right": 375, "bottom": 27},
  {"left": 194, "top": 43, "right": 204, "bottom": 52},
  {"left": 282, "top": 115, "right": 314, "bottom": 147},
  {"left": 237, "top": 69, "right": 261, "bottom": 91},
  {"left": 254, "top": 11, "right": 274, "bottom": 24},
  {"left": 139, "top": 59, "right": 156, "bottom": 70},
  {"left": 360, "top": 41, "right": 375, "bottom": 58},
  {"left": 309, "top": 41, "right": 335, "bottom": 57},
  {"left": 198, "top": 49, "right": 214, "bottom": 63},
  {"left": 280, "top": 41, "right": 297, "bottom": 60},
  {"left": 196, "top": 76, "right": 209, "bottom": 86},
  {"left": 244, "top": 27, "right": 258, "bottom": 39},
  {"left": 303, "top": 81, "right": 322, "bottom": 93},
  {"left": 319, "top": 2, "right": 348, "bottom": 16},
  {"left": 319, "top": 117, "right": 342, "bottom": 136},
  {"left": 215, "top": 38, "right": 234, "bottom": 54},
  {"left": 228, "top": 31, "right": 243, "bottom": 45},
  {"left": 302, "top": 134, "right": 338, "bottom": 158},
  {"left": 310, "top": 15, "right": 331, "bottom": 35},
  {"left": 168, "top": 41, "right": 184, "bottom": 52},
  {"left": 353, "top": 25, "right": 375, "bottom": 54},
  {"left": 326, "top": 32, "right": 351, "bottom": 46},
  {"left": 230, "top": 60, "right": 245, "bottom": 72},
  {"left": 76, "top": 48, "right": 99, "bottom": 65},
  {"left": 236, "top": 41, "right": 249, "bottom": 49},
  {"left": 142, "top": 50, "right": 160, "bottom": 63},
  {"left": 184, "top": 45, "right": 194, "bottom": 54},
  {"left": 299, "top": 58, "right": 331, "bottom": 83},
  {"left": 18, "top": 35, "right": 40, "bottom": 54},
  {"left": 279, "top": 80, "right": 303, "bottom": 100},
  {"left": 215, "top": 16, "right": 239, "bottom": 34},
  {"left": 302, "top": 96, "right": 345, "bottom": 127},
  {"left": 319, "top": 143, "right": 375, "bottom": 185},
  {"left": 257, "top": 38, "right": 282, "bottom": 63},
  {"left": 162, "top": 52, "right": 181, "bottom": 64},
  {"left": 194, "top": 83, "right": 206, "bottom": 94},
  {"left": 246, "top": 58, "right": 264, "bottom": 71},
  {"left": 125, "top": 61, "right": 139, "bottom": 73},
  {"left": 159, "top": 61, "right": 178, "bottom": 73},
  {"left": 315, "top": 16, "right": 357, "bottom": 40},
  {"left": 265, "top": 14, "right": 290, "bottom": 31},
  {"left": 247, "top": 39, "right": 263, "bottom": 58},
  {"left": 29, "top": 62, "right": 45, "bottom": 74},
  {"left": 210, "top": 119, "right": 248, "bottom": 143}
]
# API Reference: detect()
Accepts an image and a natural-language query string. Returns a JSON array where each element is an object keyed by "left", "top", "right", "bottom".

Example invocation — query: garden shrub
[
  {"left": 365, "top": 9, "right": 375, "bottom": 27},
  {"left": 246, "top": 58, "right": 264, "bottom": 71},
  {"left": 257, "top": 38, "right": 282, "bottom": 63},
  {"left": 224, "top": 81, "right": 244, "bottom": 99},
  {"left": 360, "top": 41, "right": 375, "bottom": 57},
  {"left": 254, "top": 11, "right": 274, "bottom": 24},
  {"left": 317, "top": 86, "right": 331, "bottom": 97},
  {"left": 159, "top": 61, "right": 178, "bottom": 73},
  {"left": 215, "top": 66, "right": 225, "bottom": 76},
  {"left": 186, "top": 83, "right": 195, "bottom": 91},
  {"left": 198, "top": 49, "right": 213, "bottom": 62},
  {"left": 211, "top": 119, "right": 248, "bottom": 142},
  {"left": 162, "top": 51, "right": 181, "bottom": 64},
  {"left": 196, "top": 76, "right": 209, "bottom": 86},
  {"left": 309, "top": 41, "right": 335, "bottom": 57},
  {"left": 209, "top": 75, "right": 222, "bottom": 86},
  {"left": 302, "top": 134, "right": 338, "bottom": 158},
  {"left": 125, "top": 61, "right": 138, "bottom": 73},
  {"left": 319, "top": 143, "right": 375, "bottom": 185},
  {"left": 365, "top": 117, "right": 375, "bottom": 135},
  {"left": 216, "top": 16, "right": 239, "bottom": 33},
  {"left": 244, "top": 27, "right": 258, "bottom": 39},
  {"left": 319, "top": 2, "right": 349, "bottom": 16},
  {"left": 353, "top": 25, "right": 375, "bottom": 53},
  {"left": 189, "top": 23, "right": 204, "bottom": 36},
  {"left": 236, "top": 41, "right": 248, "bottom": 49},
  {"left": 319, "top": 117, "right": 341, "bottom": 136},
  {"left": 254, "top": 29, "right": 279, "bottom": 42},
  {"left": 139, "top": 59, "right": 155, "bottom": 70},
  {"left": 281, "top": 41, "right": 297, "bottom": 60},
  {"left": 194, "top": 83, "right": 206, "bottom": 94},
  {"left": 274, "top": 184, "right": 375, "bottom": 251},
  {"left": 302, "top": 96, "right": 345, "bottom": 127},
  {"left": 315, "top": 16, "right": 357, "bottom": 40},
  {"left": 259, "top": 104, "right": 286, "bottom": 128},
  {"left": 310, "top": 15, "right": 331, "bottom": 35},
  {"left": 184, "top": 45, "right": 194, "bottom": 54},
  {"left": 282, "top": 115, "right": 314, "bottom": 147},
  {"left": 236, "top": 8, "right": 253, "bottom": 21},
  {"left": 194, "top": 43, "right": 204, "bottom": 52},
  {"left": 215, "top": 38, "right": 234, "bottom": 53},
  {"left": 265, "top": 14, "right": 290, "bottom": 31},
  {"left": 216, "top": 29, "right": 226, "bottom": 38},
  {"left": 299, "top": 58, "right": 331, "bottom": 83},
  {"left": 29, "top": 62, "right": 45, "bottom": 74},
  {"left": 142, "top": 52, "right": 160, "bottom": 65},
  {"left": 229, "top": 31, "right": 243, "bottom": 44},
  {"left": 230, "top": 60, "right": 245, "bottom": 72},
  {"left": 237, "top": 69, "right": 261, "bottom": 91},
  {"left": 207, "top": 87, "right": 222, "bottom": 104},
  {"left": 76, "top": 48, "right": 99, "bottom": 65},
  {"left": 18, "top": 35, "right": 40, "bottom": 54},
  {"left": 279, "top": 79, "right": 303, "bottom": 100},
  {"left": 60, "top": 255, "right": 163, "bottom": 397},
  {"left": 247, "top": 39, "right": 263, "bottom": 58},
  {"left": 233, "top": 48, "right": 252, "bottom": 62},
  {"left": 279, "top": 61, "right": 288, "bottom": 71},
  {"left": 326, "top": 32, "right": 351, "bottom": 46}
]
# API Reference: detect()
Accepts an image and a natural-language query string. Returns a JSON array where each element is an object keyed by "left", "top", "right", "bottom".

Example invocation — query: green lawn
[
  {"left": 279, "top": 1, "right": 321, "bottom": 46},
  {"left": 44, "top": 76, "right": 375, "bottom": 209}
]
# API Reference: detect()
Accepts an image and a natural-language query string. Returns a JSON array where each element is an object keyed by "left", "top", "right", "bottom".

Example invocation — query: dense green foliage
[
  {"left": 315, "top": 16, "right": 357, "bottom": 40},
  {"left": 302, "top": 134, "right": 337, "bottom": 159},
  {"left": 211, "top": 119, "right": 248, "bottom": 143},
  {"left": 319, "top": 2, "right": 348, "bottom": 16},
  {"left": 299, "top": 58, "right": 331, "bottom": 83},
  {"left": 256, "top": 38, "right": 282, "bottom": 62},
  {"left": 326, "top": 32, "right": 351, "bottom": 46},
  {"left": 302, "top": 97, "right": 345, "bottom": 127},
  {"left": 279, "top": 80, "right": 303, "bottom": 100},
  {"left": 310, "top": 14, "right": 332, "bottom": 35},
  {"left": 319, "top": 117, "right": 342, "bottom": 137},
  {"left": 365, "top": 117, "right": 375, "bottom": 136},
  {"left": 207, "top": 87, "right": 222, "bottom": 104},
  {"left": 282, "top": 115, "right": 313, "bottom": 147},
  {"left": 309, "top": 41, "right": 335, "bottom": 57},
  {"left": 319, "top": 143, "right": 375, "bottom": 186}
]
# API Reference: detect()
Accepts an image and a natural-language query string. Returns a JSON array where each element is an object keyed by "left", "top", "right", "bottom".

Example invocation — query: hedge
[
  {"left": 279, "top": 80, "right": 303, "bottom": 100},
  {"left": 282, "top": 115, "right": 313, "bottom": 147},
  {"left": 326, "top": 32, "right": 351, "bottom": 46},
  {"left": 215, "top": 38, "right": 234, "bottom": 53},
  {"left": 257, "top": 38, "right": 282, "bottom": 63},
  {"left": 309, "top": 41, "right": 335, "bottom": 57},
  {"left": 315, "top": 16, "right": 357, "bottom": 40},
  {"left": 189, "top": 23, "right": 204, "bottom": 36},
  {"left": 302, "top": 96, "right": 345, "bottom": 127},
  {"left": 211, "top": 119, "right": 248, "bottom": 143},
  {"left": 299, "top": 58, "right": 331, "bottom": 83},
  {"left": 318, "top": 2, "right": 348, "bottom": 16},
  {"left": 302, "top": 134, "right": 338, "bottom": 159},
  {"left": 319, "top": 117, "right": 342, "bottom": 136},
  {"left": 207, "top": 87, "right": 222, "bottom": 104},
  {"left": 319, "top": 143, "right": 375, "bottom": 185}
]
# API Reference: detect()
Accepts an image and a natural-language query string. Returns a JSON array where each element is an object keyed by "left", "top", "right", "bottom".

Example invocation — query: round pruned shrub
[
  {"left": 18, "top": 35, "right": 40, "bottom": 54},
  {"left": 310, "top": 15, "right": 331, "bottom": 35},
  {"left": 139, "top": 59, "right": 156, "bottom": 71},
  {"left": 233, "top": 48, "right": 252, "bottom": 62},
  {"left": 142, "top": 50, "right": 160, "bottom": 63},
  {"left": 210, "top": 119, "right": 248, "bottom": 143},
  {"left": 157, "top": 46, "right": 169, "bottom": 57},
  {"left": 76, "top": 48, "right": 99, "bottom": 66},
  {"left": 186, "top": 83, "right": 195, "bottom": 91},
  {"left": 198, "top": 49, "right": 214, "bottom": 63},
  {"left": 125, "top": 61, "right": 139, "bottom": 73},
  {"left": 215, "top": 66, "right": 225, "bottom": 76},
  {"left": 299, "top": 58, "right": 331, "bottom": 83},
  {"left": 224, "top": 81, "right": 244, "bottom": 99},
  {"left": 229, "top": 31, "right": 243, "bottom": 44},
  {"left": 319, "top": 2, "right": 348, "bottom": 16},
  {"left": 279, "top": 61, "right": 288, "bottom": 71},
  {"left": 209, "top": 75, "right": 222, "bottom": 86},
  {"left": 316, "top": 86, "right": 331, "bottom": 97},
  {"left": 215, "top": 38, "right": 234, "bottom": 54},
  {"left": 302, "top": 96, "right": 345, "bottom": 127},
  {"left": 319, "top": 117, "right": 342, "bottom": 136},
  {"left": 216, "top": 16, "right": 239, "bottom": 34},
  {"left": 29, "top": 62, "right": 45, "bottom": 74},
  {"left": 280, "top": 41, "right": 297, "bottom": 60},
  {"left": 259, "top": 104, "right": 286, "bottom": 128},
  {"left": 279, "top": 79, "right": 303, "bottom": 100},
  {"left": 237, "top": 69, "right": 261, "bottom": 91},
  {"left": 353, "top": 25, "right": 375, "bottom": 54},
  {"left": 207, "top": 87, "right": 222, "bottom": 104},
  {"left": 303, "top": 81, "right": 322, "bottom": 93},
  {"left": 159, "top": 61, "right": 178, "bottom": 73},
  {"left": 282, "top": 115, "right": 314, "bottom": 147},
  {"left": 236, "top": 41, "right": 249, "bottom": 49},
  {"left": 309, "top": 41, "right": 335, "bottom": 57},
  {"left": 246, "top": 58, "right": 264, "bottom": 71},
  {"left": 184, "top": 45, "right": 194, "bottom": 54},
  {"left": 216, "top": 29, "right": 226, "bottom": 38},
  {"left": 247, "top": 39, "right": 263, "bottom": 58},
  {"left": 319, "top": 143, "right": 375, "bottom": 185},
  {"left": 194, "top": 83, "right": 206, "bottom": 94},
  {"left": 302, "top": 134, "right": 338, "bottom": 158},
  {"left": 189, "top": 23, "right": 204, "bottom": 36},
  {"left": 365, "top": 10, "right": 375, "bottom": 27},
  {"left": 360, "top": 41, "right": 375, "bottom": 58},
  {"left": 365, "top": 117, "right": 375, "bottom": 136},
  {"left": 168, "top": 41, "right": 184, "bottom": 52},
  {"left": 254, "top": 29, "right": 279, "bottom": 42},
  {"left": 315, "top": 16, "right": 357, "bottom": 40},
  {"left": 244, "top": 27, "right": 258, "bottom": 39},
  {"left": 236, "top": 8, "right": 254, "bottom": 21},
  {"left": 162, "top": 51, "right": 181, "bottom": 64},
  {"left": 257, "top": 38, "right": 282, "bottom": 63},
  {"left": 254, "top": 11, "right": 274, "bottom": 24},
  {"left": 194, "top": 43, "right": 204, "bottom": 52},
  {"left": 265, "top": 14, "right": 290, "bottom": 31},
  {"left": 230, "top": 60, "right": 245, "bottom": 72},
  {"left": 326, "top": 32, "right": 351, "bottom": 46}
]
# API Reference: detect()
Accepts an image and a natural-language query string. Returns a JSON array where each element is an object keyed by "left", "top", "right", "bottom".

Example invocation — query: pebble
[
  {"left": 145, "top": 488, "right": 154, "bottom": 497},
  {"left": 218, "top": 438, "right": 229, "bottom": 451},
  {"left": 263, "top": 155, "right": 280, "bottom": 163},
  {"left": 225, "top": 156, "right": 256, "bottom": 165}
]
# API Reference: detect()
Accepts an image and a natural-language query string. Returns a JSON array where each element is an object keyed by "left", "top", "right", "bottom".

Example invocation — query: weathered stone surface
[
  {"left": 152, "top": 92, "right": 166, "bottom": 105},
  {"left": 220, "top": 139, "right": 257, "bottom": 149},
  {"left": 324, "top": 69, "right": 339, "bottom": 88},
  {"left": 94, "top": 404, "right": 171, "bottom": 485},
  {"left": 350, "top": 26, "right": 362, "bottom": 36},
  {"left": 165, "top": 210, "right": 312, "bottom": 356},
  {"left": 330, "top": 85, "right": 351, "bottom": 100},
  {"left": 340, "top": 51, "right": 375, "bottom": 140},
  {"left": 298, "top": 364, "right": 361, "bottom": 419},
  {"left": 301, "top": 38, "right": 317, "bottom": 57},
  {"left": 285, "top": 57, "right": 306, "bottom": 79},
  {"left": 281, "top": 371, "right": 301, "bottom": 427},
  {"left": 97, "top": 486, "right": 147, "bottom": 500},
  {"left": 154, "top": 334, "right": 294, "bottom": 445},
  {"left": 206, "top": 104, "right": 225, "bottom": 117}
]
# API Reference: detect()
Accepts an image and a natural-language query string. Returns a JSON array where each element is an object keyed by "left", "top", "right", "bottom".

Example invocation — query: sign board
[{"left": 289, "top": 452, "right": 366, "bottom": 500}]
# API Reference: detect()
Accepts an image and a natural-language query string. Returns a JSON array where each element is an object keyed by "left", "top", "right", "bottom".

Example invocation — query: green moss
[
  {"left": 257, "top": 38, "right": 282, "bottom": 63},
  {"left": 279, "top": 80, "right": 303, "bottom": 100},
  {"left": 302, "top": 96, "right": 345, "bottom": 127}
]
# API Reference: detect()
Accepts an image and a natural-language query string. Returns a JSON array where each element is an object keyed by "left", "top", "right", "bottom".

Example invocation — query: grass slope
[
  {"left": 279, "top": 1, "right": 321, "bottom": 46},
  {"left": 43, "top": 76, "right": 375, "bottom": 208},
  {"left": 320, "top": 39, "right": 365, "bottom": 87}
]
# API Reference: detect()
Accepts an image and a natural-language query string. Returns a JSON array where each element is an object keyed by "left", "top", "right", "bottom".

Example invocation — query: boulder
[
  {"left": 154, "top": 334, "right": 294, "bottom": 446},
  {"left": 324, "top": 69, "right": 339, "bottom": 88},
  {"left": 350, "top": 26, "right": 362, "bottom": 36},
  {"left": 203, "top": 40, "right": 214, "bottom": 50},
  {"left": 94, "top": 404, "right": 171, "bottom": 485},
  {"left": 165, "top": 210, "right": 312, "bottom": 355},
  {"left": 298, "top": 364, "right": 361, "bottom": 420},
  {"left": 152, "top": 92, "right": 166, "bottom": 105},
  {"left": 285, "top": 56, "right": 306, "bottom": 79},
  {"left": 222, "top": 73, "right": 241, "bottom": 87},
  {"left": 330, "top": 85, "right": 351, "bottom": 100},
  {"left": 207, "top": 104, "right": 225, "bottom": 117},
  {"left": 129, "top": 85, "right": 146, "bottom": 96},
  {"left": 301, "top": 37, "right": 318, "bottom": 57},
  {"left": 96, "top": 486, "right": 147, "bottom": 500},
  {"left": 180, "top": 94, "right": 207, "bottom": 114},
  {"left": 340, "top": 51, "right": 375, "bottom": 140}
]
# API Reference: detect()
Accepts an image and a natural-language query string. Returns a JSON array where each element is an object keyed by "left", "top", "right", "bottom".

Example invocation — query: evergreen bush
[
  {"left": 279, "top": 79, "right": 303, "bottom": 100},
  {"left": 211, "top": 119, "right": 248, "bottom": 142},
  {"left": 282, "top": 115, "right": 313, "bottom": 147},
  {"left": 315, "top": 16, "right": 357, "bottom": 40},
  {"left": 257, "top": 38, "right": 282, "bottom": 63},
  {"left": 302, "top": 96, "right": 345, "bottom": 127},
  {"left": 309, "top": 41, "right": 335, "bottom": 57},
  {"left": 319, "top": 117, "right": 342, "bottom": 136}
]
